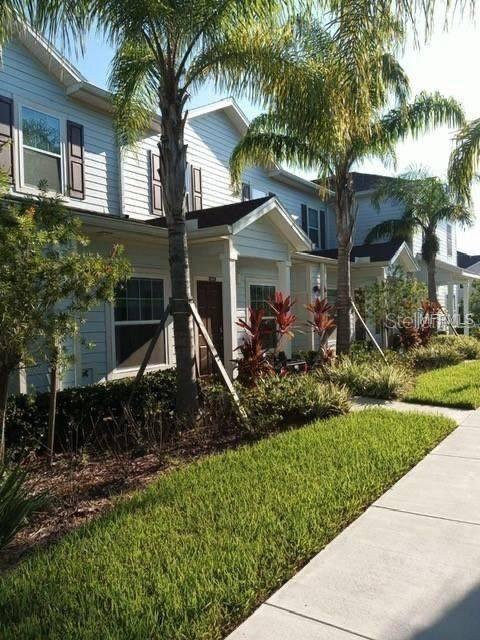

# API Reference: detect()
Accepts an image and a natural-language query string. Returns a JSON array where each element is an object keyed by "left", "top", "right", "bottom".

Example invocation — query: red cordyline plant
[
  {"left": 235, "top": 307, "right": 273, "bottom": 386},
  {"left": 305, "top": 297, "right": 336, "bottom": 365},
  {"left": 420, "top": 299, "right": 442, "bottom": 343},
  {"left": 267, "top": 292, "right": 296, "bottom": 340}
]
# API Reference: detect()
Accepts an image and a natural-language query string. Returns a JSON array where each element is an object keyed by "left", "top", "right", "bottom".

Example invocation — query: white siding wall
[
  {"left": 1, "top": 41, "right": 121, "bottom": 215},
  {"left": 123, "top": 110, "right": 336, "bottom": 247}
]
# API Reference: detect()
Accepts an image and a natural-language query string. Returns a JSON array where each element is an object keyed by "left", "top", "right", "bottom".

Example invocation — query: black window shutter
[
  {"left": 241, "top": 182, "right": 251, "bottom": 201},
  {"left": 67, "top": 121, "right": 85, "bottom": 199},
  {"left": 150, "top": 151, "right": 164, "bottom": 215},
  {"left": 191, "top": 165, "right": 203, "bottom": 210},
  {"left": 0, "top": 96, "right": 14, "bottom": 184},
  {"left": 320, "top": 210, "right": 326, "bottom": 249},
  {"left": 301, "top": 204, "right": 308, "bottom": 233}
]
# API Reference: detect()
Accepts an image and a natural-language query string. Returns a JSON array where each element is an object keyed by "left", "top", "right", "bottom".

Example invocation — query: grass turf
[
  {"left": 0, "top": 409, "right": 455, "bottom": 640},
  {"left": 406, "top": 360, "right": 480, "bottom": 409}
]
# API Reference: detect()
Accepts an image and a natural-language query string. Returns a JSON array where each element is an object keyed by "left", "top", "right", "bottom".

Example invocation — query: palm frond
[
  {"left": 448, "top": 117, "right": 480, "bottom": 204},
  {"left": 364, "top": 217, "right": 414, "bottom": 244},
  {"left": 109, "top": 40, "right": 158, "bottom": 147}
]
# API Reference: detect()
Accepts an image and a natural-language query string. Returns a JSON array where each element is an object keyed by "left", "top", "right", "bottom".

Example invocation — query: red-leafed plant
[
  {"left": 305, "top": 297, "right": 336, "bottom": 365},
  {"left": 268, "top": 292, "right": 297, "bottom": 340},
  {"left": 235, "top": 307, "right": 273, "bottom": 386},
  {"left": 267, "top": 292, "right": 296, "bottom": 361},
  {"left": 419, "top": 299, "right": 442, "bottom": 345}
]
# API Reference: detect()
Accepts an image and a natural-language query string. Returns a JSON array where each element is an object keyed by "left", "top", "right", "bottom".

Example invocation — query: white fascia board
[
  {"left": 391, "top": 241, "right": 419, "bottom": 272},
  {"left": 292, "top": 252, "right": 337, "bottom": 265},
  {"left": 77, "top": 211, "right": 168, "bottom": 240},
  {"left": 231, "top": 198, "right": 313, "bottom": 252}
]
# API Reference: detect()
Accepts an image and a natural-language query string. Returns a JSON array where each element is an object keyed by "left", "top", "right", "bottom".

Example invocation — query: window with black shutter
[
  {"left": 150, "top": 151, "right": 164, "bottom": 215},
  {"left": 0, "top": 95, "right": 14, "bottom": 183}
]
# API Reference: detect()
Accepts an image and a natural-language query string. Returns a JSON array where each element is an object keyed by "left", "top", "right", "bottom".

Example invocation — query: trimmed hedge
[{"left": 5, "top": 370, "right": 176, "bottom": 459}]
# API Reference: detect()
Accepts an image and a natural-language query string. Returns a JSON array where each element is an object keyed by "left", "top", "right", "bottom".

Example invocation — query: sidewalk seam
[
  {"left": 264, "top": 603, "right": 376, "bottom": 640},
  {"left": 372, "top": 504, "right": 480, "bottom": 527}
]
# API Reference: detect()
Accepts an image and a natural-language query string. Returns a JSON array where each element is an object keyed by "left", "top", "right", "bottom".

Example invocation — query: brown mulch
[{"left": 0, "top": 424, "right": 251, "bottom": 573}]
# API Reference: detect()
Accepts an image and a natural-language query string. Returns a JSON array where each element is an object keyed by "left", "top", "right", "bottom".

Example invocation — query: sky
[{"left": 71, "top": 19, "right": 480, "bottom": 254}]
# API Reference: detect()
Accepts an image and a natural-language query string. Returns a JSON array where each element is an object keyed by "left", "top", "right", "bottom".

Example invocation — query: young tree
[
  {"left": 365, "top": 169, "right": 472, "bottom": 302},
  {"left": 0, "top": 189, "right": 130, "bottom": 461},
  {"left": 230, "top": 13, "right": 464, "bottom": 354},
  {"left": 363, "top": 266, "right": 427, "bottom": 346}
]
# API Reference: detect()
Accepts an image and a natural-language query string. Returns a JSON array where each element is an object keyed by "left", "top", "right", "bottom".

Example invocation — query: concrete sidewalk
[{"left": 227, "top": 406, "right": 480, "bottom": 640}]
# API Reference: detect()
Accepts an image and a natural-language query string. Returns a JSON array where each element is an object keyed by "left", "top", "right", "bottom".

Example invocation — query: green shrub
[
  {"left": 429, "top": 334, "right": 480, "bottom": 360},
  {"left": 0, "top": 465, "right": 48, "bottom": 550},
  {"left": 239, "top": 374, "right": 350, "bottom": 433},
  {"left": 324, "top": 357, "right": 410, "bottom": 399},
  {"left": 5, "top": 369, "right": 177, "bottom": 459},
  {"left": 409, "top": 342, "right": 463, "bottom": 370}
]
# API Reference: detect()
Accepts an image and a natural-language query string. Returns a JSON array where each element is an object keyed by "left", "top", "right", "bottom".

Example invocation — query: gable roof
[
  {"left": 149, "top": 196, "right": 312, "bottom": 251},
  {"left": 309, "top": 239, "right": 405, "bottom": 263},
  {"left": 457, "top": 250, "right": 480, "bottom": 270}
]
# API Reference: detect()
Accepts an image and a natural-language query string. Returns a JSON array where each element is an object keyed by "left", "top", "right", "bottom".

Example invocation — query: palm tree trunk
[
  {"left": 0, "top": 366, "right": 10, "bottom": 463},
  {"left": 159, "top": 96, "right": 198, "bottom": 417},
  {"left": 336, "top": 241, "right": 352, "bottom": 354},
  {"left": 335, "top": 172, "right": 354, "bottom": 355},
  {"left": 426, "top": 257, "right": 438, "bottom": 303}
]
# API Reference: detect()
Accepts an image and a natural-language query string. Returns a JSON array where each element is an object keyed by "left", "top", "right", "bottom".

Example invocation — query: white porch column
[
  {"left": 447, "top": 283, "right": 455, "bottom": 334},
  {"left": 320, "top": 262, "right": 327, "bottom": 298},
  {"left": 464, "top": 281, "right": 471, "bottom": 336},
  {"left": 221, "top": 238, "right": 238, "bottom": 377},
  {"left": 277, "top": 257, "right": 292, "bottom": 357}
]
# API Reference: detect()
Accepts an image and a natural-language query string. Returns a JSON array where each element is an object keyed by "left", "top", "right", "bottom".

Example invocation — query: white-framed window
[
  {"left": 20, "top": 105, "right": 63, "bottom": 193},
  {"left": 447, "top": 223, "right": 453, "bottom": 257},
  {"left": 114, "top": 277, "right": 166, "bottom": 369},
  {"left": 308, "top": 207, "right": 320, "bottom": 247},
  {"left": 249, "top": 283, "right": 276, "bottom": 350}
]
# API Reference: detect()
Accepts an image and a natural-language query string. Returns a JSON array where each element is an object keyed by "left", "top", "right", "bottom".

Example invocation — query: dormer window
[{"left": 21, "top": 106, "right": 62, "bottom": 192}]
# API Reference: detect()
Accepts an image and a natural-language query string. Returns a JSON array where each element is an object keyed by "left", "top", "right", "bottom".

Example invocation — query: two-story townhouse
[
  {"left": 343, "top": 172, "right": 480, "bottom": 330},
  {"left": 1, "top": 28, "right": 348, "bottom": 393},
  {"left": 4, "top": 30, "right": 474, "bottom": 396}
]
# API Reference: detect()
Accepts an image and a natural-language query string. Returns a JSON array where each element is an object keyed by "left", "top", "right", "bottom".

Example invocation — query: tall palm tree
[
  {"left": 230, "top": 18, "right": 464, "bottom": 353},
  {"left": 449, "top": 118, "right": 480, "bottom": 203},
  {"left": 365, "top": 169, "right": 472, "bottom": 302},
  {"left": 91, "top": 1, "right": 316, "bottom": 415}
]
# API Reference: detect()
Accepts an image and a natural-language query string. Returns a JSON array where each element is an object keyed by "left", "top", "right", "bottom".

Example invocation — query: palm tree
[
  {"left": 449, "top": 118, "right": 480, "bottom": 203},
  {"left": 365, "top": 169, "right": 472, "bottom": 302},
  {"left": 0, "top": 1, "right": 88, "bottom": 49},
  {"left": 91, "top": 2, "right": 317, "bottom": 415},
  {"left": 230, "top": 18, "right": 465, "bottom": 354}
]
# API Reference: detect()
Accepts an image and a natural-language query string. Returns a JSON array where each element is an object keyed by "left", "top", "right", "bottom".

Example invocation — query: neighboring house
[{"left": 0, "top": 30, "right": 477, "bottom": 395}]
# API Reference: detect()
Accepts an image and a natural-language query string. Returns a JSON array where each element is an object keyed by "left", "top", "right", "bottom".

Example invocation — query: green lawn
[
  {"left": 406, "top": 360, "right": 480, "bottom": 409},
  {"left": 0, "top": 409, "right": 454, "bottom": 640}
]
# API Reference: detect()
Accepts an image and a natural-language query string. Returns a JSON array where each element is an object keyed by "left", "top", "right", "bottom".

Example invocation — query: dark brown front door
[{"left": 197, "top": 280, "right": 224, "bottom": 376}]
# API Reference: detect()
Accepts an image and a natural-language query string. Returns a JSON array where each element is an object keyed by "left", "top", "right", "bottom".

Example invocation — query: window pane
[
  {"left": 114, "top": 298, "right": 127, "bottom": 322},
  {"left": 250, "top": 285, "right": 275, "bottom": 314},
  {"left": 115, "top": 324, "right": 165, "bottom": 368},
  {"left": 127, "top": 298, "right": 140, "bottom": 321},
  {"left": 139, "top": 279, "right": 152, "bottom": 299},
  {"left": 261, "top": 319, "right": 277, "bottom": 350},
  {"left": 308, "top": 208, "right": 318, "bottom": 228},
  {"left": 140, "top": 297, "right": 153, "bottom": 321},
  {"left": 152, "top": 280, "right": 163, "bottom": 299},
  {"left": 152, "top": 299, "right": 163, "bottom": 320},
  {"left": 127, "top": 279, "right": 140, "bottom": 298},
  {"left": 309, "top": 228, "right": 319, "bottom": 247},
  {"left": 23, "top": 148, "right": 61, "bottom": 192},
  {"left": 22, "top": 107, "right": 60, "bottom": 154}
]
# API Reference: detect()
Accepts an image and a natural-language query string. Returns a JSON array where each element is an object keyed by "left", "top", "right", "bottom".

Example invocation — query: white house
[{"left": 1, "top": 28, "right": 478, "bottom": 394}]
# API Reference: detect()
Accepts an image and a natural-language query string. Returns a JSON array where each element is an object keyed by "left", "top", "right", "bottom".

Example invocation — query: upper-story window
[
  {"left": 301, "top": 204, "right": 325, "bottom": 248},
  {"left": 21, "top": 106, "right": 62, "bottom": 192},
  {"left": 447, "top": 223, "right": 453, "bottom": 257},
  {"left": 241, "top": 182, "right": 251, "bottom": 201},
  {"left": 308, "top": 207, "right": 320, "bottom": 246}
]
